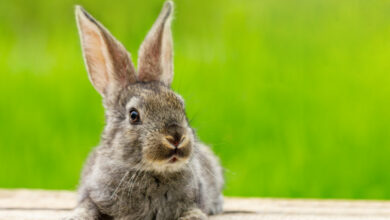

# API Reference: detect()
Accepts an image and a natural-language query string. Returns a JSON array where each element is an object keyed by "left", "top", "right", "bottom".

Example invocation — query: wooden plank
[{"left": 0, "top": 189, "right": 390, "bottom": 220}]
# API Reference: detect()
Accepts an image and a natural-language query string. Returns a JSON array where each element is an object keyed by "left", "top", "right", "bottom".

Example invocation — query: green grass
[{"left": 1, "top": 0, "right": 390, "bottom": 199}]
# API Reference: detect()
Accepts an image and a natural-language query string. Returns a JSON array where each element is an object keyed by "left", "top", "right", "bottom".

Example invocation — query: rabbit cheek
[{"left": 176, "top": 143, "right": 192, "bottom": 159}]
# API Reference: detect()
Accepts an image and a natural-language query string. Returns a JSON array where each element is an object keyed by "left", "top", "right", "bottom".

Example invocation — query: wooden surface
[{"left": 0, "top": 189, "right": 390, "bottom": 219}]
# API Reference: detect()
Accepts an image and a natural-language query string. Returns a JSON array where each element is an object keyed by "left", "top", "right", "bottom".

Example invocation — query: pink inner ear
[
  {"left": 79, "top": 18, "right": 111, "bottom": 95},
  {"left": 137, "top": 27, "right": 164, "bottom": 82},
  {"left": 137, "top": 1, "right": 174, "bottom": 86},
  {"left": 102, "top": 31, "right": 137, "bottom": 86},
  {"left": 161, "top": 24, "right": 173, "bottom": 84},
  {"left": 77, "top": 6, "right": 137, "bottom": 95}
]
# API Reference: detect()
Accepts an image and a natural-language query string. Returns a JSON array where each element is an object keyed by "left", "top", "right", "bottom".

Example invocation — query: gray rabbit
[{"left": 67, "top": 1, "right": 224, "bottom": 219}]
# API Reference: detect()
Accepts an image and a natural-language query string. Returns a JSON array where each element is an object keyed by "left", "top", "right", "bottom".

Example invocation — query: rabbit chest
[{"left": 89, "top": 168, "right": 203, "bottom": 220}]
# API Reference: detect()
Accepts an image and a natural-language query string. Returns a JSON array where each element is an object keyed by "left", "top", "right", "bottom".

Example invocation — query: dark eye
[{"left": 129, "top": 109, "right": 140, "bottom": 124}]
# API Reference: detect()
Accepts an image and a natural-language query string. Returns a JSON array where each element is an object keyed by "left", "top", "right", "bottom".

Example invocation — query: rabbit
[{"left": 66, "top": 1, "right": 224, "bottom": 220}]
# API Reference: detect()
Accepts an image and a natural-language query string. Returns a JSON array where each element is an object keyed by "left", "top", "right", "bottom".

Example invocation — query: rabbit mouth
[
  {"left": 143, "top": 142, "right": 192, "bottom": 171},
  {"left": 142, "top": 134, "right": 193, "bottom": 171},
  {"left": 149, "top": 135, "right": 192, "bottom": 162},
  {"left": 164, "top": 147, "right": 188, "bottom": 163},
  {"left": 143, "top": 146, "right": 191, "bottom": 173},
  {"left": 168, "top": 156, "right": 178, "bottom": 163},
  {"left": 166, "top": 144, "right": 189, "bottom": 161},
  {"left": 167, "top": 146, "right": 187, "bottom": 157}
]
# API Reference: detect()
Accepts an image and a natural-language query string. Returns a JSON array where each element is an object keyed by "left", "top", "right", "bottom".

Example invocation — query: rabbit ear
[
  {"left": 75, "top": 6, "right": 137, "bottom": 96},
  {"left": 137, "top": 1, "right": 174, "bottom": 86}
]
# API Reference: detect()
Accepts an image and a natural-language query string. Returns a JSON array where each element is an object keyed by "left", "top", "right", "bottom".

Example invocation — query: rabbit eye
[{"left": 129, "top": 109, "right": 140, "bottom": 124}]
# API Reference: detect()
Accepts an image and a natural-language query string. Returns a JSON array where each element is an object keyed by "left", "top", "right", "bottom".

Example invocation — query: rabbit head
[{"left": 76, "top": 2, "right": 194, "bottom": 173}]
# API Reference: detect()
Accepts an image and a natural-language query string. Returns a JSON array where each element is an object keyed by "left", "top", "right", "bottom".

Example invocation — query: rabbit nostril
[
  {"left": 166, "top": 135, "right": 182, "bottom": 148},
  {"left": 167, "top": 138, "right": 178, "bottom": 147}
]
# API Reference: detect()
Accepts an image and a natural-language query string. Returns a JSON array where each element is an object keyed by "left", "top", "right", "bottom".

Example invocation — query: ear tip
[
  {"left": 165, "top": 1, "right": 174, "bottom": 8},
  {"left": 75, "top": 5, "right": 84, "bottom": 16},
  {"left": 163, "top": 1, "right": 174, "bottom": 15},
  {"left": 75, "top": 5, "right": 98, "bottom": 25}
]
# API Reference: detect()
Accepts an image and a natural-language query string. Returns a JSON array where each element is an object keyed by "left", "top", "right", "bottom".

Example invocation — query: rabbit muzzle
[{"left": 142, "top": 126, "right": 193, "bottom": 171}]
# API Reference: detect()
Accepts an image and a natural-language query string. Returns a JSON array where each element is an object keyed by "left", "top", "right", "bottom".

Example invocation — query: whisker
[
  {"left": 127, "top": 163, "right": 144, "bottom": 200},
  {"left": 110, "top": 170, "right": 130, "bottom": 200}
]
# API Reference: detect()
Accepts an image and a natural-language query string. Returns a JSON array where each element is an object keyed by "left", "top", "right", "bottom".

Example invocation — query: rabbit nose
[
  {"left": 166, "top": 133, "right": 183, "bottom": 148},
  {"left": 165, "top": 123, "right": 185, "bottom": 148}
]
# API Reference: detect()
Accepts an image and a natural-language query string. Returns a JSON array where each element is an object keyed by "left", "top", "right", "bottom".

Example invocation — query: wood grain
[{"left": 0, "top": 189, "right": 389, "bottom": 220}]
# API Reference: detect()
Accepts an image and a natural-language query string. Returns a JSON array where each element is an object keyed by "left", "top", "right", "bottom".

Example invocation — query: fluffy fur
[{"left": 67, "top": 2, "right": 224, "bottom": 220}]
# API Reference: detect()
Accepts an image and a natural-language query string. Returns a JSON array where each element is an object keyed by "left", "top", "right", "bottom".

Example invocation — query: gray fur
[{"left": 68, "top": 2, "right": 224, "bottom": 220}]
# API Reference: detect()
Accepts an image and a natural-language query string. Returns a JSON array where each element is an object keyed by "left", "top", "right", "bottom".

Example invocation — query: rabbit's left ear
[{"left": 137, "top": 1, "right": 174, "bottom": 86}]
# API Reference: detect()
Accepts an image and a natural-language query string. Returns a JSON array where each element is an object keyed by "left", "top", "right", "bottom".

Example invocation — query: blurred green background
[{"left": 1, "top": 0, "right": 390, "bottom": 199}]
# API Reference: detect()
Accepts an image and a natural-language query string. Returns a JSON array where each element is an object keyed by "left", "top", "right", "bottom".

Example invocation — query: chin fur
[{"left": 143, "top": 157, "right": 190, "bottom": 173}]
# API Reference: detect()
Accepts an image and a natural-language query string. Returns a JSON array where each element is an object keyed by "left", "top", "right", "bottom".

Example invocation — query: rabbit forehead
[{"left": 124, "top": 83, "right": 185, "bottom": 119}]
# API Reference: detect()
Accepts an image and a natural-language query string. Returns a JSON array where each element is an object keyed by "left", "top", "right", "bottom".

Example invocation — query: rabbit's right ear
[{"left": 75, "top": 6, "right": 137, "bottom": 96}]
